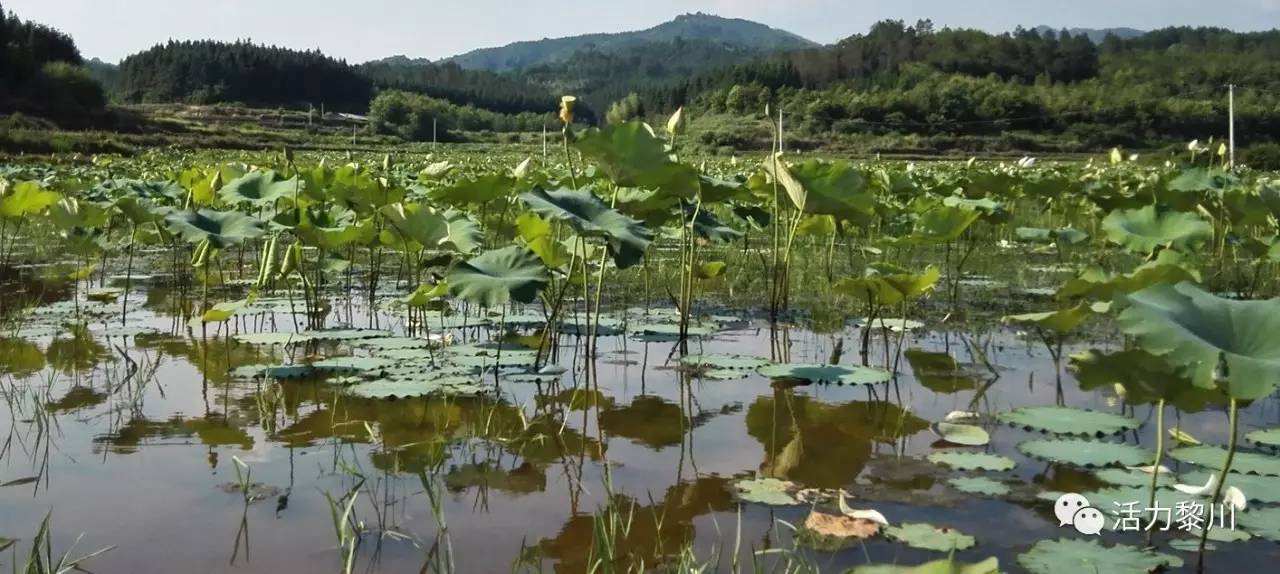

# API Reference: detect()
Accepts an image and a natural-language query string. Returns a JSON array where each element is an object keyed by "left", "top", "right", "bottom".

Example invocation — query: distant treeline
[
  {"left": 0, "top": 2, "right": 104, "bottom": 115},
  {"left": 633, "top": 21, "right": 1280, "bottom": 148},
  {"left": 115, "top": 40, "right": 373, "bottom": 112}
]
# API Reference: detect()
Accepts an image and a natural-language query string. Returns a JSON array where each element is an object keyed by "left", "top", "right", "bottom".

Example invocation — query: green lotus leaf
[
  {"left": 1017, "top": 538, "right": 1182, "bottom": 574},
  {"left": 681, "top": 354, "right": 769, "bottom": 371},
  {"left": 218, "top": 170, "right": 299, "bottom": 207},
  {"left": 933, "top": 422, "right": 989, "bottom": 446},
  {"left": 123, "top": 179, "right": 186, "bottom": 201},
  {"left": 761, "top": 156, "right": 875, "bottom": 217},
  {"left": 997, "top": 406, "right": 1139, "bottom": 437},
  {"left": 1247, "top": 428, "right": 1280, "bottom": 450},
  {"left": 1117, "top": 281, "right": 1280, "bottom": 401},
  {"left": 48, "top": 197, "right": 111, "bottom": 230},
  {"left": 164, "top": 209, "right": 265, "bottom": 248},
  {"left": 1102, "top": 205, "right": 1211, "bottom": 254},
  {"left": 229, "top": 364, "right": 316, "bottom": 379},
  {"left": 200, "top": 298, "right": 248, "bottom": 323},
  {"left": 572, "top": 121, "right": 699, "bottom": 197},
  {"left": 1056, "top": 250, "right": 1200, "bottom": 302},
  {"left": 1237, "top": 505, "right": 1280, "bottom": 541},
  {"left": 0, "top": 181, "right": 61, "bottom": 218},
  {"left": 910, "top": 204, "right": 981, "bottom": 244},
  {"left": 1002, "top": 302, "right": 1101, "bottom": 334},
  {"left": 885, "top": 522, "right": 976, "bottom": 552},
  {"left": 757, "top": 363, "right": 891, "bottom": 385},
  {"left": 926, "top": 452, "right": 1015, "bottom": 472},
  {"left": 429, "top": 173, "right": 514, "bottom": 205},
  {"left": 347, "top": 375, "right": 487, "bottom": 399},
  {"left": 234, "top": 331, "right": 314, "bottom": 345},
  {"left": 1169, "top": 445, "right": 1280, "bottom": 476},
  {"left": 1018, "top": 439, "right": 1152, "bottom": 467},
  {"left": 446, "top": 246, "right": 549, "bottom": 308},
  {"left": 688, "top": 204, "right": 742, "bottom": 243},
  {"left": 310, "top": 356, "right": 397, "bottom": 374},
  {"left": 848, "top": 557, "right": 999, "bottom": 574},
  {"left": 297, "top": 329, "right": 393, "bottom": 341},
  {"left": 947, "top": 476, "right": 1010, "bottom": 497},
  {"left": 1179, "top": 470, "right": 1280, "bottom": 504},
  {"left": 732, "top": 477, "right": 800, "bottom": 506},
  {"left": 1095, "top": 468, "right": 1176, "bottom": 488},
  {"left": 379, "top": 202, "right": 449, "bottom": 249},
  {"left": 297, "top": 206, "right": 374, "bottom": 250},
  {"left": 520, "top": 187, "right": 653, "bottom": 269},
  {"left": 1069, "top": 348, "right": 1225, "bottom": 411},
  {"left": 795, "top": 214, "right": 837, "bottom": 237}
]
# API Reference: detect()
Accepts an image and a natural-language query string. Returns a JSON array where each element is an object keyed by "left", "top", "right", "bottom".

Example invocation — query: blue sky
[{"left": 6, "top": 0, "right": 1278, "bottom": 63}]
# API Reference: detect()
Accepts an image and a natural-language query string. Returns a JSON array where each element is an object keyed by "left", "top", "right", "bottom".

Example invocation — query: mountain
[
  {"left": 1034, "top": 26, "right": 1145, "bottom": 43},
  {"left": 444, "top": 13, "right": 817, "bottom": 72},
  {"left": 369, "top": 55, "right": 434, "bottom": 66}
]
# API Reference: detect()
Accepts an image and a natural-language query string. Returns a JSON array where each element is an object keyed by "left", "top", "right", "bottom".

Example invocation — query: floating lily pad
[
  {"left": 885, "top": 522, "right": 976, "bottom": 552},
  {"left": 630, "top": 323, "right": 713, "bottom": 340},
  {"left": 855, "top": 317, "right": 925, "bottom": 332},
  {"left": 1167, "top": 539, "right": 1215, "bottom": 553},
  {"left": 1095, "top": 468, "right": 1176, "bottom": 488},
  {"left": 298, "top": 329, "right": 393, "bottom": 341},
  {"left": 927, "top": 452, "right": 1015, "bottom": 472},
  {"left": 1170, "top": 445, "right": 1280, "bottom": 476},
  {"left": 229, "top": 364, "right": 315, "bottom": 379},
  {"left": 1179, "top": 471, "right": 1280, "bottom": 504},
  {"left": 347, "top": 375, "right": 487, "bottom": 399},
  {"left": 354, "top": 337, "right": 434, "bottom": 350},
  {"left": 680, "top": 354, "right": 769, "bottom": 371},
  {"left": 933, "top": 422, "right": 990, "bottom": 446},
  {"left": 1018, "top": 439, "right": 1152, "bottom": 468},
  {"left": 234, "top": 331, "right": 314, "bottom": 345},
  {"left": 1017, "top": 538, "right": 1182, "bottom": 574},
  {"left": 800, "top": 511, "right": 881, "bottom": 550},
  {"left": 96, "top": 325, "right": 162, "bottom": 337},
  {"left": 848, "top": 557, "right": 1000, "bottom": 574},
  {"left": 310, "top": 356, "right": 396, "bottom": 374},
  {"left": 732, "top": 477, "right": 800, "bottom": 506},
  {"left": 948, "top": 476, "right": 1010, "bottom": 497},
  {"left": 1246, "top": 428, "right": 1280, "bottom": 450},
  {"left": 997, "top": 406, "right": 1139, "bottom": 437},
  {"left": 757, "top": 363, "right": 891, "bottom": 385},
  {"left": 1238, "top": 506, "right": 1280, "bottom": 542}
]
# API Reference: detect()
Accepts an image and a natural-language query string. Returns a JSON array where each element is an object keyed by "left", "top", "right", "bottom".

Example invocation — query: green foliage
[{"left": 368, "top": 90, "right": 552, "bottom": 141}]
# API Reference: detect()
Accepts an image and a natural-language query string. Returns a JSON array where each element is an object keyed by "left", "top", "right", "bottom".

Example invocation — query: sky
[{"left": 5, "top": 0, "right": 1279, "bottom": 64}]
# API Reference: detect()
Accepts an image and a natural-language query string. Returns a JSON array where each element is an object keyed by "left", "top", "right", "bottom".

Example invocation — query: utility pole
[
  {"left": 433, "top": 118, "right": 438, "bottom": 147},
  {"left": 542, "top": 124, "right": 548, "bottom": 163},
  {"left": 1228, "top": 84, "right": 1235, "bottom": 169}
]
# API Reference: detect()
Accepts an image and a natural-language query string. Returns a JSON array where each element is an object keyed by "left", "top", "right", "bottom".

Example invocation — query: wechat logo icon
[{"left": 1055, "top": 493, "right": 1105, "bottom": 535}]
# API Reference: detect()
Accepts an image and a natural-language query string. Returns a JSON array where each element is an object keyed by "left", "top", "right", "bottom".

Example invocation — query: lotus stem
[
  {"left": 1145, "top": 398, "right": 1165, "bottom": 548},
  {"left": 1197, "top": 398, "right": 1238, "bottom": 559}
]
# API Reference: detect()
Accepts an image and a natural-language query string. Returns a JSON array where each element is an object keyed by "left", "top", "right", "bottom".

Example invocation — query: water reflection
[{"left": 747, "top": 390, "right": 929, "bottom": 487}]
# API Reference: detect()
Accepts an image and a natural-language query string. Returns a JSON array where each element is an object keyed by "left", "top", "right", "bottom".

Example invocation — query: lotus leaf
[
  {"left": 997, "top": 406, "right": 1139, "bottom": 437},
  {"left": 926, "top": 452, "right": 1015, "bottom": 472},
  {"left": 165, "top": 209, "right": 265, "bottom": 249},
  {"left": 885, "top": 522, "right": 975, "bottom": 552},
  {"left": 1017, "top": 538, "right": 1182, "bottom": 574},
  {"left": 757, "top": 363, "right": 891, "bottom": 385},
  {"left": 447, "top": 246, "right": 549, "bottom": 307},
  {"left": 1018, "top": 439, "right": 1152, "bottom": 467},
  {"left": 1117, "top": 282, "right": 1280, "bottom": 401},
  {"left": 1102, "top": 205, "right": 1211, "bottom": 254},
  {"left": 1169, "top": 445, "right": 1280, "bottom": 476}
]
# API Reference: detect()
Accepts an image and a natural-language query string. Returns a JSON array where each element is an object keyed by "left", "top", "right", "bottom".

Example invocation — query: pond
[{"left": 1, "top": 271, "right": 1277, "bottom": 573}]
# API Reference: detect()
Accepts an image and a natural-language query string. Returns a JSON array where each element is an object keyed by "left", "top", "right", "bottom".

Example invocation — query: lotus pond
[{"left": 2, "top": 125, "right": 1280, "bottom": 573}]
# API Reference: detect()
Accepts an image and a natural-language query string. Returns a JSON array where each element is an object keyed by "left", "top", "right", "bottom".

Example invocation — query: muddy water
[{"left": 1, "top": 281, "right": 1279, "bottom": 572}]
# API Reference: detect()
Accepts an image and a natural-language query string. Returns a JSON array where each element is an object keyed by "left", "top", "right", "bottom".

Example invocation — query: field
[{"left": 1, "top": 115, "right": 1280, "bottom": 574}]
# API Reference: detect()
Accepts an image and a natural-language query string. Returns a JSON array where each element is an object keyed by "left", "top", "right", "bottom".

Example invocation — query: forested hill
[
  {"left": 627, "top": 21, "right": 1280, "bottom": 152},
  {"left": 115, "top": 40, "right": 372, "bottom": 112},
  {"left": 0, "top": 2, "right": 105, "bottom": 116},
  {"left": 444, "top": 13, "right": 816, "bottom": 72}
]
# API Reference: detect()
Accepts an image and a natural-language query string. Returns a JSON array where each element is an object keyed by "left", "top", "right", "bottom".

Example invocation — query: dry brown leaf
[{"left": 803, "top": 511, "right": 881, "bottom": 539}]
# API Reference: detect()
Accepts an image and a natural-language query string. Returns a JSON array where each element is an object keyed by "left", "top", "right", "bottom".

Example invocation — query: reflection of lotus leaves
[
  {"left": 747, "top": 394, "right": 929, "bottom": 487},
  {"left": 598, "top": 395, "right": 686, "bottom": 449}
]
